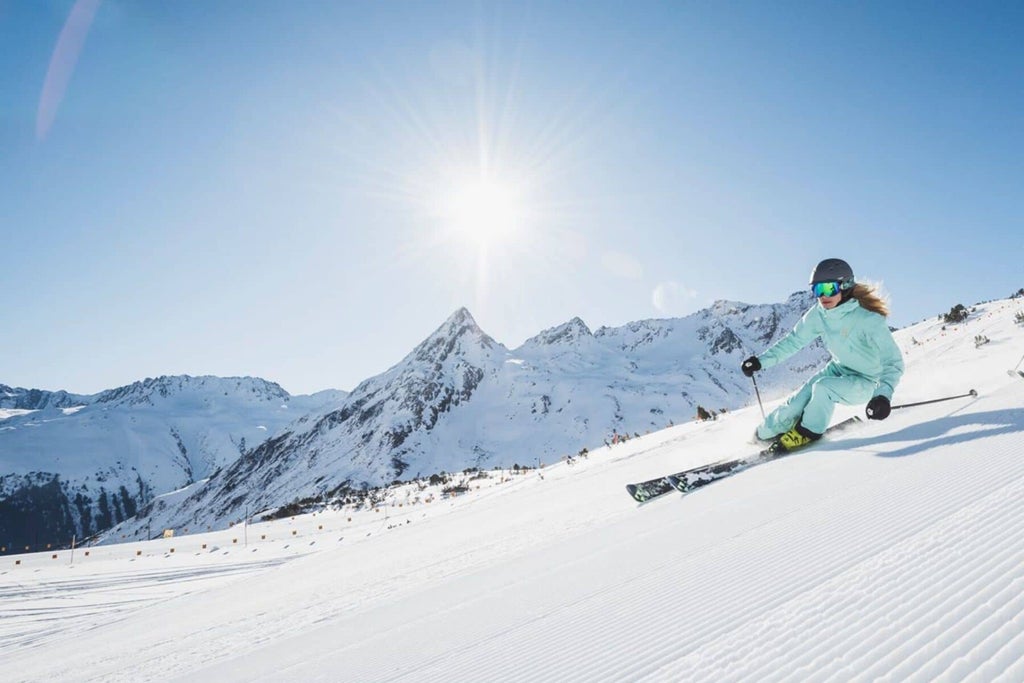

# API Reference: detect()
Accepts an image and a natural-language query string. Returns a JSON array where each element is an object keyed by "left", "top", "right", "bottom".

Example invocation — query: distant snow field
[
  {"left": 0, "top": 408, "right": 35, "bottom": 421},
  {"left": 3, "top": 297, "right": 1024, "bottom": 682}
]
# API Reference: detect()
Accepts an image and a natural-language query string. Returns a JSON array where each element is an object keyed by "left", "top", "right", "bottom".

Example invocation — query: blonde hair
[{"left": 850, "top": 282, "right": 890, "bottom": 317}]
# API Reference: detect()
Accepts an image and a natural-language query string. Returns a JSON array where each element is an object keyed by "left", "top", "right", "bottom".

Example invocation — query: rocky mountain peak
[
  {"left": 95, "top": 375, "right": 290, "bottom": 407},
  {"left": 405, "top": 308, "right": 499, "bottom": 368},
  {"left": 0, "top": 384, "right": 88, "bottom": 410},
  {"left": 521, "top": 317, "right": 593, "bottom": 348}
]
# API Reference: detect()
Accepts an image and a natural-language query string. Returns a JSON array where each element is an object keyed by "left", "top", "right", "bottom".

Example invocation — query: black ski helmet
[{"left": 809, "top": 258, "right": 855, "bottom": 290}]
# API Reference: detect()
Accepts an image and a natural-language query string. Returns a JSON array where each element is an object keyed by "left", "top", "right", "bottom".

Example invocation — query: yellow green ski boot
[{"left": 772, "top": 424, "right": 822, "bottom": 453}]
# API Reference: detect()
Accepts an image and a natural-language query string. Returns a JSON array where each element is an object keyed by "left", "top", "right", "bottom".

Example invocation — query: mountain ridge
[
  {"left": 3, "top": 292, "right": 824, "bottom": 551},
  {"left": 94, "top": 292, "right": 825, "bottom": 541}
]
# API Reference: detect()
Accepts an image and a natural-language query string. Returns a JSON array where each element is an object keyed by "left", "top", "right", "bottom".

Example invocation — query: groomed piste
[{"left": 4, "top": 297, "right": 1024, "bottom": 682}]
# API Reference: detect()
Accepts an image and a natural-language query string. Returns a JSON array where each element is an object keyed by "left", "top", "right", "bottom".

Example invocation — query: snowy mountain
[
  {"left": 1, "top": 292, "right": 831, "bottom": 551},
  {"left": 0, "top": 376, "right": 345, "bottom": 551},
  {"left": 102, "top": 293, "right": 826, "bottom": 541},
  {"left": 3, "top": 295, "right": 1024, "bottom": 682},
  {"left": 0, "top": 384, "right": 90, "bottom": 410}
]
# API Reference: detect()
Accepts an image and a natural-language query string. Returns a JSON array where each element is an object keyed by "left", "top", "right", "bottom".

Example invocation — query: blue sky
[{"left": 2, "top": 1, "right": 1022, "bottom": 395}]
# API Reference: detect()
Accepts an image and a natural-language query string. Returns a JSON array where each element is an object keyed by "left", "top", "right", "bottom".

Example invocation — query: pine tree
[{"left": 943, "top": 304, "right": 969, "bottom": 324}]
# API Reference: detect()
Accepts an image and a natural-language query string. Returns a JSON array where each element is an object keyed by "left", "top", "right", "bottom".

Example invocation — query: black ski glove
[
  {"left": 741, "top": 356, "right": 761, "bottom": 378},
  {"left": 866, "top": 395, "right": 891, "bottom": 420}
]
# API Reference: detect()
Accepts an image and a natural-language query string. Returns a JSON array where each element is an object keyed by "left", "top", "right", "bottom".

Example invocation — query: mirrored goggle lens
[{"left": 812, "top": 281, "right": 841, "bottom": 297}]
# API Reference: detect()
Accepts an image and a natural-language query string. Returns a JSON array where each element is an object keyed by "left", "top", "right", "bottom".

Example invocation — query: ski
[
  {"left": 625, "top": 477, "right": 676, "bottom": 504},
  {"left": 626, "top": 416, "right": 862, "bottom": 504}
]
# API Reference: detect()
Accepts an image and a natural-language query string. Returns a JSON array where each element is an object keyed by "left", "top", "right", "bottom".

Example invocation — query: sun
[{"left": 442, "top": 178, "right": 522, "bottom": 248}]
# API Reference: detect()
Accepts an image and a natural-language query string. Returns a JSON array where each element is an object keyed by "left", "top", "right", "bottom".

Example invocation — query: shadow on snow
[{"left": 815, "top": 408, "right": 1024, "bottom": 459}]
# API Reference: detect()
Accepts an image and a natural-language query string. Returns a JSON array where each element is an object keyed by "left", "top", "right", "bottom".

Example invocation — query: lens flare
[{"left": 37, "top": 0, "right": 102, "bottom": 140}]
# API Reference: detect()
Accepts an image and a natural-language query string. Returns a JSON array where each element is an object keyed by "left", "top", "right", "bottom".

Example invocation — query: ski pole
[
  {"left": 891, "top": 389, "right": 977, "bottom": 411},
  {"left": 750, "top": 374, "right": 766, "bottom": 419},
  {"left": 1009, "top": 352, "right": 1024, "bottom": 377}
]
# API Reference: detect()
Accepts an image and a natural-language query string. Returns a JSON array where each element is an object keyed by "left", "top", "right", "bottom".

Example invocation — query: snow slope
[{"left": 2, "top": 297, "right": 1024, "bottom": 682}]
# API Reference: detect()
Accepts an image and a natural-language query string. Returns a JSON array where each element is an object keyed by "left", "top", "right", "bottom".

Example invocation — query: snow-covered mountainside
[
  {"left": 0, "top": 377, "right": 344, "bottom": 551},
  {"left": 4, "top": 294, "right": 1024, "bottom": 682},
  {"left": 103, "top": 293, "right": 825, "bottom": 541}
]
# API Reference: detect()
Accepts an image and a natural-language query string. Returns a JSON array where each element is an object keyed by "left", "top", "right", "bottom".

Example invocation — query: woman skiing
[{"left": 741, "top": 258, "right": 904, "bottom": 452}]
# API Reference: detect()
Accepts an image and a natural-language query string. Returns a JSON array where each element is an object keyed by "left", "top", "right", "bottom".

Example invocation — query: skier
[{"left": 741, "top": 258, "right": 904, "bottom": 452}]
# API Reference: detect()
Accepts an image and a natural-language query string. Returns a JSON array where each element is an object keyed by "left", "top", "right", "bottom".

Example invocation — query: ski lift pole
[
  {"left": 891, "top": 389, "right": 977, "bottom": 411},
  {"left": 750, "top": 374, "right": 766, "bottom": 420}
]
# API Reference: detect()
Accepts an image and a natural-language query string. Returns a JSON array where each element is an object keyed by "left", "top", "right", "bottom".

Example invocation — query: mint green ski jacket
[{"left": 759, "top": 298, "right": 905, "bottom": 400}]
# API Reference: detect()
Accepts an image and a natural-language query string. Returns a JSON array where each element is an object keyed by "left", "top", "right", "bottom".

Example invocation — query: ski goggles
[{"left": 811, "top": 281, "right": 843, "bottom": 298}]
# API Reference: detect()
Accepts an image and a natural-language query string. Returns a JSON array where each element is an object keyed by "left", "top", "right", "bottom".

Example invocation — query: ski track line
[
  {"left": 794, "top": 496, "right": 1024, "bottom": 682},
  {"left": 738, "top": 471, "right": 1024, "bottom": 681},
  {"left": 899, "top": 577, "right": 1024, "bottom": 680},
  {"left": 737, "top": 436, "right": 1024, "bottom": 671},
  {"left": 0, "top": 560, "right": 283, "bottom": 650},
  {"left": 630, "top": 491, "right": 1001, "bottom": 676},
  {"left": 963, "top": 627, "right": 1024, "bottom": 683},
  {"left": 643, "top": 432, "right": 1024, "bottom": 683},
  {"left": 761, "top": 430, "right": 1024, "bottom": 675},
  {"left": 835, "top": 505, "right": 1024, "bottom": 681},
  {"left": 941, "top": 582, "right": 1024, "bottom": 680}
]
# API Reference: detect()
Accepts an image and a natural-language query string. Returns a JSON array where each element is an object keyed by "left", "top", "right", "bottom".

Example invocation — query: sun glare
[{"left": 444, "top": 178, "right": 521, "bottom": 247}]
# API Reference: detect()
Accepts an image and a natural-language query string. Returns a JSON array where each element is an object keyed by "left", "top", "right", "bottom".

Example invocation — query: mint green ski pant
[{"left": 756, "top": 363, "right": 876, "bottom": 438}]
